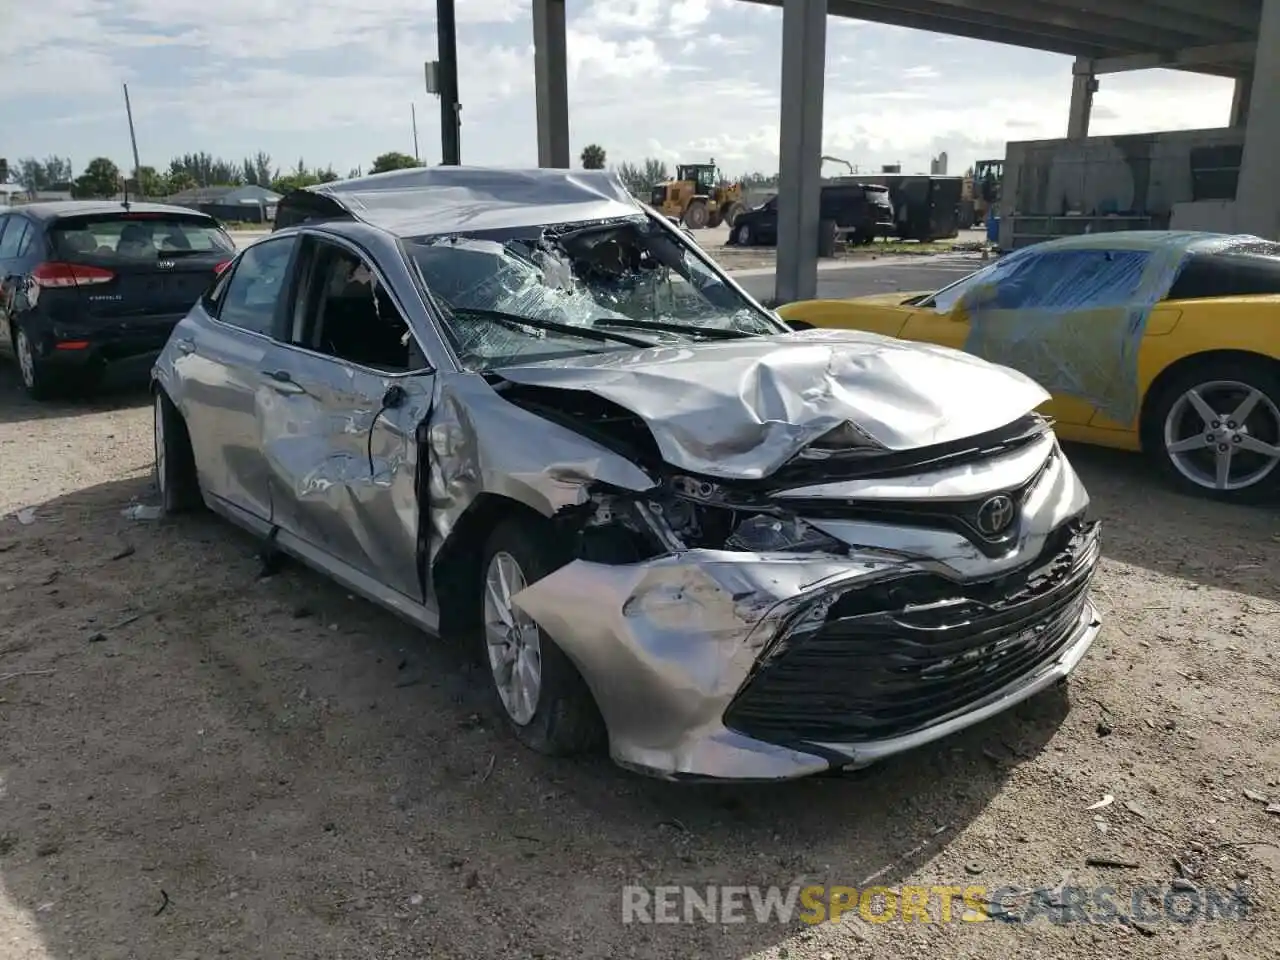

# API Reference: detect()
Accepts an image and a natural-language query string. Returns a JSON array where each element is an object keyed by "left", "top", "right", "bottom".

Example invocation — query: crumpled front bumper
[{"left": 511, "top": 521, "right": 1102, "bottom": 781}]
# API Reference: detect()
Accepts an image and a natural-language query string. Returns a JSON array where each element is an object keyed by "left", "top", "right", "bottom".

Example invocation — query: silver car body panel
[
  {"left": 154, "top": 167, "right": 1104, "bottom": 782},
  {"left": 491, "top": 328, "right": 1050, "bottom": 480}
]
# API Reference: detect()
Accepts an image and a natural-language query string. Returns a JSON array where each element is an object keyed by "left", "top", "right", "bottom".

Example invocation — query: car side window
[
  {"left": 0, "top": 217, "right": 23, "bottom": 258},
  {"left": 217, "top": 236, "right": 298, "bottom": 336},
  {"left": 291, "top": 239, "right": 424, "bottom": 372},
  {"left": 13, "top": 219, "right": 35, "bottom": 258}
]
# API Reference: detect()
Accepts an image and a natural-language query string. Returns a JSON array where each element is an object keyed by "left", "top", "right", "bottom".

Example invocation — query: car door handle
[
  {"left": 175, "top": 337, "right": 195, "bottom": 354},
  {"left": 262, "top": 369, "right": 303, "bottom": 394}
]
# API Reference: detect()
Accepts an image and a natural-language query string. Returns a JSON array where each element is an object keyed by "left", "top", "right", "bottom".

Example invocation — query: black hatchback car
[
  {"left": 0, "top": 201, "right": 235, "bottom": 398},
  {"left": 727, "top": 182, "right": 895, "bottom": 248}
]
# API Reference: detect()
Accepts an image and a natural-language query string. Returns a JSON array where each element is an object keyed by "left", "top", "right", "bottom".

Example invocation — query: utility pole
[
  {"left": 411, "top": 102, "right": 420, "bottom": 161},
  {"left": 122, "top": 83, "right": 142, "bottom": 188},
  {"left": 435, "top": 0, "right": 461, "bottom": 164}
]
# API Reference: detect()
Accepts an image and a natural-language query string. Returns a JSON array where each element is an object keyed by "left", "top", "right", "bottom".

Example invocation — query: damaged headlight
[{"left": 725, "top": 514, "right": 843, "bottom": 554}]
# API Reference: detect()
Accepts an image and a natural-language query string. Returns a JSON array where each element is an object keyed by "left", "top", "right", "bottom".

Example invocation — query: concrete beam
[
  {"left": 1041, "top": 0, "right": 1257, "bottom": 40},
  {"left": 1067, "top": 65, "right": 1097, "bottom": 139},
  {"left": 532, "top": 0, "right": 570, "bottom": 168},
  {"left": 894, "top": 0, "right": 1214, "bottom": 52},
  {"left": 1080, "top": 41, "right": 1256, "bottom": 75},
  {"left": 1236, "top": 0, "right": 1280, "bottom": 238},
  {"left": 775, "top": 0, "right": 827, "bottom": 305}
]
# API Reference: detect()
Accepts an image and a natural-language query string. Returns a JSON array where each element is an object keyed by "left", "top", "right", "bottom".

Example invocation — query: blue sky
[{"left": 1, "top": 0, "right": 1237, "bottom": 181}]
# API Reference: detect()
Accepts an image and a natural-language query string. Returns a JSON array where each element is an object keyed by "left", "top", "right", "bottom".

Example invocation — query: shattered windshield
[{"left": 403, "top": 215, "right": 784, "bottom": 370}]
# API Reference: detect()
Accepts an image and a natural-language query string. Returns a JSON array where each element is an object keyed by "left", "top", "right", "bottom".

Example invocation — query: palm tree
[{"left": 580, "top": 144, "right": 607, "bottom": 169}]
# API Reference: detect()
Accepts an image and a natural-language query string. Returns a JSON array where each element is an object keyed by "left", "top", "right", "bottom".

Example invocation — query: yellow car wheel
[{"left": 1144, "top": 356, "right": 1280, "bottom": 504}]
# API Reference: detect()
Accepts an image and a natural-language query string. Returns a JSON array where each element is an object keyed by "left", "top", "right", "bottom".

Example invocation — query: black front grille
[{"left": 722, "top": 520, "right": 1100, "bottom": 745}]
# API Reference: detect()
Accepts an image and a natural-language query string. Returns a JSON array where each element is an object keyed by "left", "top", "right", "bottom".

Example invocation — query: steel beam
[
  {"left": 1237, "top": 0, "right": 1280, "bottom": 238},
  {"left": 775, "top": 0, "right": 827, "bottom": 305},
  {"left": 533, "top": 0, "right": 570, "bottom": 168}
]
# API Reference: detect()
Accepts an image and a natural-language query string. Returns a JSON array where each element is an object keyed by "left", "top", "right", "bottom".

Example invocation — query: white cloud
[{"left": 0, "top": 0, "right": 1238, "bottom": 181}]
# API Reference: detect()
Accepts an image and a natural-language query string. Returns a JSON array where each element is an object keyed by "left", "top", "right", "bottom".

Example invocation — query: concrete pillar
[
  {"left": 1237, "top": 0, "right": 1280, "bottom": 238},
  {"left": 774, "top": 0, "right": 827, "bottom": 305},
  {"left": 533, "top": 0, "right": 570, "bottom": 168},
  {"left": 1230, "top": 73, "right": 1252, "bottom": 127},
  {"left": 1067, "top": 60, "right": 1098, "bottom": 139}
]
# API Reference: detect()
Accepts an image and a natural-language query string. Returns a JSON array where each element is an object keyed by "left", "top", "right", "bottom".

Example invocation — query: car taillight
[
  {"left": 214, "top": 260, "right": 232, "bottom": 276},
  {"left": 31, "top": 262, "right": 115, "bottom": 288}
]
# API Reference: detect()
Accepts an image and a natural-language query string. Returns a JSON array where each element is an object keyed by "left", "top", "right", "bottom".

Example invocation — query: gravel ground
[{"left": 1, "top": 348, "right": 1278, "bottom": 958}]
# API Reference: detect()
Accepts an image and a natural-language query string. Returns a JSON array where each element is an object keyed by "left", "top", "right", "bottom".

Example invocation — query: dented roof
[{"left": 274, "top": 167, "right": 644, "bottom": 237}]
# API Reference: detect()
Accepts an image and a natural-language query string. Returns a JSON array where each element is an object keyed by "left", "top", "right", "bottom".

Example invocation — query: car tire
[
  {"left": 736, "top": 223, "right": 755, "bottom": 247},
  {"left": 1142, "top": 356, "right": 1280, "bottom": 504},
  {"left": 723, "top": 202, "right": 745, "bottom": 228},
  {"left": 683, "top": 200, "right": 710, "bottom": 230},
  {"left": 13, "top": 324, "right": 58, "bottom": 401},
  {"left": 153, "top": 387, "right": 203, "bottom": 514},
  {"left": 478, "top": 513, "right": 606, "bottom": 757}
]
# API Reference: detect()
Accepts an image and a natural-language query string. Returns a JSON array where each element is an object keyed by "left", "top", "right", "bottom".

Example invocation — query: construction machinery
[
  {"left": 969, "top": 158, "right": 1004, "bottom": 224},
  {"left": 649, "top": 160, "right": 746, "bottom": 230}
]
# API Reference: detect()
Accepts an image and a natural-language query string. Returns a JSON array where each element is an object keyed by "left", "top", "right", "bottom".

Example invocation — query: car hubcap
[
  {"left": 737, "top": 226, "right": 750, "bottom": 244},
  {"left": 1163, "top": 379, "right": 1280, "bottom": 492},
  {"left": 154, "top": 394, "right": 167, "bottom": 496},
  {"left": 482, "top": 551, "right": 542, "bottom": 726},
  {"left": 16, "top": 330, "right": 34, "bottom": 388}
]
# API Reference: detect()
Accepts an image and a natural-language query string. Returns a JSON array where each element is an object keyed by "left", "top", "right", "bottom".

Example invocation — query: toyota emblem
[{"left": 975, "top": 494, "right": 1016, "bottom": 536}]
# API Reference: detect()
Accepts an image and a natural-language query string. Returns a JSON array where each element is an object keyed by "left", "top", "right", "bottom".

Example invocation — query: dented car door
[{"left": 258, "top": 233, "right": 434, "bottom": 601}]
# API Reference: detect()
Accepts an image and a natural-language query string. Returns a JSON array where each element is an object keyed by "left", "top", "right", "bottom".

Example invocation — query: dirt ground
[{"left": 1, "top": 366, "right": 1278, "bottom": 958}]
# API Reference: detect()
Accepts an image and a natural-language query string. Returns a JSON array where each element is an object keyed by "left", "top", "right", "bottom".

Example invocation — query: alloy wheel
[
  {"left": 15, "top": 329, "right": 35, "bottom": 389},
  {"left": 1163, "top": 379, "right": 1280, "bottom": 492},
  {"left": 482, "top": 550, "right": 543, "bottom": 726}
]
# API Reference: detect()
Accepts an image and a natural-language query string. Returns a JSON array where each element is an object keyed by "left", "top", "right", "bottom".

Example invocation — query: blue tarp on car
[{"left": 959, "top": 231, "right": 1266, "bottom": 425}]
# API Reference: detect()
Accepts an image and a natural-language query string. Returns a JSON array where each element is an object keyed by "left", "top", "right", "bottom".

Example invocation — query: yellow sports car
[{"left": 776, "top": 231, "right": 1280, "bottom": 504}]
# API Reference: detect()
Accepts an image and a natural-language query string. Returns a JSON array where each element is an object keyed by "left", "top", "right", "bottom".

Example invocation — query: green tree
[
  {"left": 15, "top": 156, "right": 74, "bottom": 193},
  {"left": 615, "top": 157, "right": 669, "bottom": 198},
  {"left": 580, "top": 144, "right": 607, "bottom": 169},
  {"left": 133, "top": 165, "right": 169, "bottom": 198},
  {"left": 242, "top": 152, "right": 275, "bottom": 187},
  {"left": 167, "top": 170, "right": 196, "bottom": 194},
  {"left": 316, "top": 166, "right": 340, "bottom": 183},
  {"left": 370, "top": 151, "right": 422, "bottom": 174},
  {"left": 73, "top": 157, "right": 122, "bottom": 199}
]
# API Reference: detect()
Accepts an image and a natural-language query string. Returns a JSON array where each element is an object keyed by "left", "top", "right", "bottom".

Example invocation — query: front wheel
[
  {"left": 153, "top": 387, "right": 203, "bottom": 514},
  {"left": 735, "top": 222, "right": 755, "bottom": 247},
  {"left": 683, "top": 200, "right": 710, "bottom": 230},
  {"left": 1144, "top": 358, "right": 1280, "bottom": 504},
  {"left": 479, "top": 515, "right": 605, "bottom": 756}
]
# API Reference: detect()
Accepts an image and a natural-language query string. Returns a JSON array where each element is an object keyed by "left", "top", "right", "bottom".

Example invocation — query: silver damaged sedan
[{"left": 150, "top": 167, "right": 1103, "bottom": 781}]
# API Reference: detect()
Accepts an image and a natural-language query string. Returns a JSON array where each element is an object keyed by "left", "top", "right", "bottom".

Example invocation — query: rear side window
[
  {"left": 0, "top": 217, "right": 26, "bottom": 258},
  {"left": 50, "top": 213, "right": 235, "bottom": 261},
  {"left": 1166, "top": 252, "right": 1280, "bottom": 300},
  {"left": 217, "top": 236, "right": 298, "bottom": 336}
]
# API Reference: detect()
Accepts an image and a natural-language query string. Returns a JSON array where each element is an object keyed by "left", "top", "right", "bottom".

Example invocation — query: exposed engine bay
[{"left": 495, "top": 379, "right": 1060, "bottom": 566}]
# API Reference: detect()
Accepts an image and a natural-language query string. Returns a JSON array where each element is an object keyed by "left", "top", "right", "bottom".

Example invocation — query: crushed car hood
[{"left": 493, "top": 328, "right": 1050, "bottom": 480}]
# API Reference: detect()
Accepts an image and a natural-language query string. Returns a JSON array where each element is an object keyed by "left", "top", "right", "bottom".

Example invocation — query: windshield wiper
[
  {"left": 448, "top": 305, "right": 655, "bottom": 348},
  {"left": 591, "top": 315, "right": 751, "bottom": 340}
]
